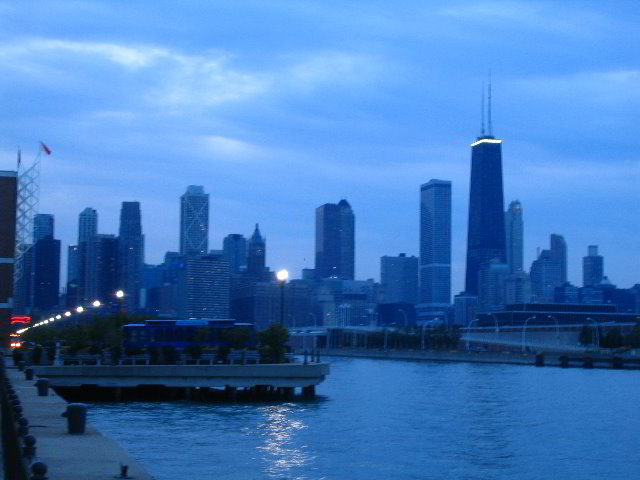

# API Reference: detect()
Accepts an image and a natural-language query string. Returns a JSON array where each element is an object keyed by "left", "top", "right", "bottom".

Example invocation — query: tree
[{"left": 258, "top": 324, "right": 289, "bottom": 363}]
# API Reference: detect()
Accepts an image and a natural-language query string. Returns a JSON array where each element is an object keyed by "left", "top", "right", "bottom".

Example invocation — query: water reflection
[{"left": 257, "top": 404, "right": 309, "bottom": 477}]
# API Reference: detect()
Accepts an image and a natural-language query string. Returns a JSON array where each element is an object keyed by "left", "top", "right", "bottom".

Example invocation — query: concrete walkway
[{"left": 7, "top": 368, "right": 153, "bottom": 480}]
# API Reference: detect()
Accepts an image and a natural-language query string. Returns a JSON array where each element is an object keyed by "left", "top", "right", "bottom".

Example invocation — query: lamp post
[
  {"left": 276, "top": 269, "right": 289, "bottom": 326},
  {"left": 521, "top": 315, "right": 537, "bottom": 353}
]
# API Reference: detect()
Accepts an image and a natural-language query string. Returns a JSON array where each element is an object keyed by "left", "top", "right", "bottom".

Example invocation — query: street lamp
[
  {"left": 276, "top": 269, "right": 289, "bottom": 326},
  {"left": 64, "top": 311, "right": 71, "bottom": 317},
  {"left": 521, "top": 315, "right": 537, "bottom": 352},
  {"left": 76, "top": 306, "right": 84, "bottom": 313},
  {"left": 92, "top": 300, "right": 101, "bottom": 308},
  {"left": 55, "top": 315, "right": 61, "bottom": 320},
  {"left": 115, "top": 290, "right": 124, "bottom": 299}
]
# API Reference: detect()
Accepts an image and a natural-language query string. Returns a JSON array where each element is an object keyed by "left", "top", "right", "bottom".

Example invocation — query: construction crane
[{"left": 12, "top": 142, "right": 51, "bottom": 314}]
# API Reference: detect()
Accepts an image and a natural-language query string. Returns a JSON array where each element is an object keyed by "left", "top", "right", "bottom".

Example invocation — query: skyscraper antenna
[
  {"left": 480, "top": 81, "right": 485, "bottom": 136},
  {"left": 488, "top": 70, "right": 493, "bottom": 136}
]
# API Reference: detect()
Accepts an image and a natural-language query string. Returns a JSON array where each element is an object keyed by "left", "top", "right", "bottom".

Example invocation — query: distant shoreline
[{"left": 316, "top": 348, "right": 640, "bottom": 370}]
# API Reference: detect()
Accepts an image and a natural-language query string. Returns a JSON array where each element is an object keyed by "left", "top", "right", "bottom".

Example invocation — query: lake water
[{"left": 88, "top": 357, "right": 640, "bottom": 479}]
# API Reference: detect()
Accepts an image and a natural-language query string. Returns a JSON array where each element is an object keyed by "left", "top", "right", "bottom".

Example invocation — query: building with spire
[
  {"left": 465, "top": 80, "right": 506, "bottom": 295},
  {"left": 247, "top": 224, "right": 266, "bottom": 275}
]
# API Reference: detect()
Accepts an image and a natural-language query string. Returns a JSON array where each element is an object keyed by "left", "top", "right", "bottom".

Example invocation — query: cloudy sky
[{"left": 0, "top": 0, "right": 638, "bottom": 292}]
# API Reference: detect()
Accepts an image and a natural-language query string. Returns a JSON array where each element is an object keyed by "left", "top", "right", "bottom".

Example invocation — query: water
[{"left": 88, "top": 358, "right": 640, "bottom": 479}]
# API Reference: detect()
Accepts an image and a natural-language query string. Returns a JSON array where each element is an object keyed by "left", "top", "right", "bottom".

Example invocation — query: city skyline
[{"left": 0, "top": 1, "right": 638, "bottom": 292}]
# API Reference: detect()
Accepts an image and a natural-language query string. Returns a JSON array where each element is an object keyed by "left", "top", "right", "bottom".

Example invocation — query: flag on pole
[{"left": 39, "top": 142, "right": 52, "bottom": 155}]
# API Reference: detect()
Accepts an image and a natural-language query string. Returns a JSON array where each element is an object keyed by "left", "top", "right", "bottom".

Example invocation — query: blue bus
[{"left": 122, "top": 319, "right": 257, "bottom": 350}]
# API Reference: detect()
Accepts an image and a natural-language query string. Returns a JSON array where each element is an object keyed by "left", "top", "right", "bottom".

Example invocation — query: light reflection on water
[
  {"left": 87, "top": 358, "right": 640, "bottom": 480},
  {"left": 257, "top": 404, "right": 309, "bottom": 476}
]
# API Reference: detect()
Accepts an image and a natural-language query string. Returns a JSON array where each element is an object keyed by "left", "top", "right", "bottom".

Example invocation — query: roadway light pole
[{"left": 276, "top": 269, "right": 289, "bottom": 326}]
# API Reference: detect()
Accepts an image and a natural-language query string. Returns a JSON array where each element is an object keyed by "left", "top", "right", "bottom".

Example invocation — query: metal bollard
[
  {"left": 25, "top": 368, "right": 34, "bottom": 380},
  {"left": 18, "top": 417, "right": 29, "bottom": 436},
  {"left": 119, "top": 464, "right": 129, "bottom": 478},
  {"left": 23, "top": 434, "right": 36, "bottom": 458},
  {"left": 31, "top": 461, "right": 48, "bottom": 480},
  {"left": 18, "top": 361, "right": 26, "bottom": 371},
  {"left": 62, "top": 403, "right": 87, "bottom": 434},
  {"left": 35, "top": 378, "right": 49, "bottom": 396}
]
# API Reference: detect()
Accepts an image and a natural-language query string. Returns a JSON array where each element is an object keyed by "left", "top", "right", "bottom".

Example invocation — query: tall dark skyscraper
[
  {"left": 118, "top": 201, "right": 144, "bottom": 311},
  {"left": 505, "top": 200, "right": 523, "bottom": 273},
  {"left": 177, "top": 253, "right": 230, "bottom": 319},
  {"left": 583, "top": 245, "right": 604, "bottom": 287},
  {"left": 465, "top": 86, "right": 506, "bottom": 295},
  {"left": 419, "top": 179, "right": 452, "bottom": 307},
  {"left": 381, "top": 253, "right": 418, "bottom": 304},
  {"left": 32, "top": 214, "right": 60, "bottom": 311},
  {"left": 223, "top": 233, "right": 247, "bottom": 273},
  {"left": 84, "top": 234, "right": 118, "bottom": 303},
  {"left": 180, "top": 185, "right": 209, "bottom": 256},
  {"left": 77, "top": 207, "right": 98, "bottom": 302},
  {"left": 550, "top": 234, "right": 567, "bottom": 283},
  {"left": 315, "top": 200, "right": 355, "bottom": 280},
  {"left": 0, "top": 170, "right": 17, "bottom": 339},
  {"left": 247, "top": 224, "right": 266, "bottom": 275}
]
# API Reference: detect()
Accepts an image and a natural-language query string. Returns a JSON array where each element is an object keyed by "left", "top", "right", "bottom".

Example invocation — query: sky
[{"left": 0, "top": 0, "right": 638, "bottom": 292}]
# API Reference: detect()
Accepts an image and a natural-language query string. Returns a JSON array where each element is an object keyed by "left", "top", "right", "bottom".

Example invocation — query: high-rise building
[
  {"left": 380, "top": 253, "right": 418, "bottom": 304},
  {"left": 465, "top": 88, "right": 506, "bottom": 295},
  {"left": 419, "top": 179, "right": 451, "bottom": 308},
  {"left": 504, "top": 200, "right": 523, "bottom": 273},
  {"left": 223, "top": 234, "right": 247, "bottom": 273},
  {"left": 84, "top": 234, "right": 118, "bottom": 303},
  {"left": 504, "top": 271, "right": 532, "bottom": 305},
  {"left": 33, "top": 214, "right": 54, "bottom": 242},
  {"left": 315, "top": 200, "right": 355, "bottom": 280},
  {"left": 66, "top": 245, "right": 80, "bottom": 308},
  {"left": 177, "top": 253, "right": 230, "bottom": 319},
  {"left": 118, "top": 202, "right": 144, "bottom": 311},
  {"left": 180, "top": 185, "right": 209, "bottom": 256},
  {"left": 530, "top": 248, "right": 562, "bottom": 303},
  {"left": 77, "top": 207, "right": 98, "bottom": 302},
  {"left": 78, "top": 208, "right": 98, "bottom": 244},
  {"left": 0, "top": 170, "right": 17, "bottom": 341},
  {"left": 246, "top": 225, "right": 266, "bottom": 275},
  {"left": 550, "top": 234, "right": 567, "bottom": 283},
  {"left": 454, "top": 292, "right": 477, "bottom": 326},
  {"left": 32, "top": 213, "right": 60, "bottom": 311},
  {"left": 583, "top": 245, "right": 604, "bottom": 287},
  {"left": 477, "top": 259, "right": 509, "bottom": 313}
]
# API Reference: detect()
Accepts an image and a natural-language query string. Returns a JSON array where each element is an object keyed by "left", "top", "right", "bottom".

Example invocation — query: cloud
[{"left": 200, "top": 135, "right": 266, "bottom": 160}]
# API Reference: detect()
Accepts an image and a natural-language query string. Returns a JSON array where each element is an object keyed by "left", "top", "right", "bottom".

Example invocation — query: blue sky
[{"left": 0, "top": 0, "right": 638, "bottom": 292}]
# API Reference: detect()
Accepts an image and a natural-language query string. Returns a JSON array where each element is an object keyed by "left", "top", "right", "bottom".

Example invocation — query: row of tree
[
  {"left": 20, "top": 314, "right": 291, "bottom": 364},
  {"left": 579, "top": 325, "right": 640, "bottom": 349}
]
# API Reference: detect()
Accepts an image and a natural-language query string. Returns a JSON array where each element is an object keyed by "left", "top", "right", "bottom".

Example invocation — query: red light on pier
[{"left": 10, "top": 316, "right": 31, "bottom": 325}]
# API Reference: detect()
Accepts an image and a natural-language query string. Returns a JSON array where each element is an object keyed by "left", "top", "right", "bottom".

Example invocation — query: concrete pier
[{"left": 5, "top": 367, "right": 152, "bottom": 479}]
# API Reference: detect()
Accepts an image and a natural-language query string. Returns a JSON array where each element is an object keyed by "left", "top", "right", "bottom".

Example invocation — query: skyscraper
[
  {"left": 505, "top": 200, "right": 523, "bottom": 273},
  {"left": 381, "top": 253, "right": 418, "bottom": 304},
  {"left": 530, "top": 249, "right": 562, "bottom": 303},
  {"left": 465, "top": 85, "right": 506, "bottom": 295},
  {"left": 32, "top": 214, "right": 60, "bottom": 310},
  {"left": 583, "top": 245, "right": 604, "bottom": 287},
  {"left": 180, "top": 185, "right": 209, "bottom": 256},
  {"left": 118, "top": 201, "right": 144, "bottom": 311},
  {"left": 84, "top": 234, "right": 118, "bottom": 303},
  {"left": 550, "top": 234, "right": 567, "bottom": 283},
  {"left": 315, "top": 200, "right": 355, "bottom": 280},
  {"left": 0, "top": 170, "right": 17, "bottom": 339},
  {"left": 419, "top": 179, "right": 452, "bottom": 307},
  {"left": 177, "top": 253, "right": 230, "bottom": 319},
  {"left": 78, "top": 208, "right": 98, "bottom": 244},
  {"left": 246, "top": 225, "right": 266, "bottom": 275},
  {"left": 223, "top": 234, "right": 247, "bottom": 273},
  {"left": 33, "top": 214, "right": 54, "bottom": 242}
]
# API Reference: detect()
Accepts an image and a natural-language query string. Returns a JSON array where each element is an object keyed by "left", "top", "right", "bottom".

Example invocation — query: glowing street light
[
  {"left": 64, "top": 311, "right": 71, "bottom": 317},
  {"left": 115, "top": 290, "right": 125, "bottom": 299},
  {"left": 276, "top": 269, "right": 289, "bottom": 326},
  {"left": 92, "top": 300, "right": 101, "bottom": 307},
  {"left": 76, "top": 306, "right": 84, "bottom": 313},
  {"left": 55, "top": 315, "right": 62, "bottom": 320}
]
